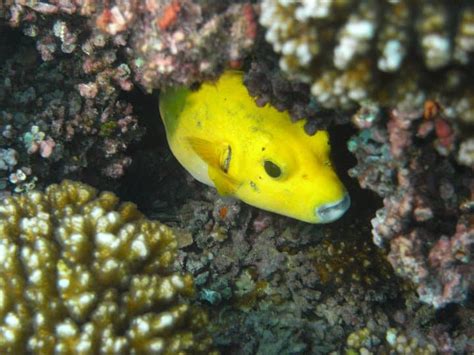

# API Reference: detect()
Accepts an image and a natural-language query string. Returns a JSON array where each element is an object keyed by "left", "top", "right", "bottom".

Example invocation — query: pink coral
[
  {"left": 350, "top": 103, "right": 473, "bottom": 308},
  {"left": 39, "top": 138, "right": 56, "bottom": 158}
]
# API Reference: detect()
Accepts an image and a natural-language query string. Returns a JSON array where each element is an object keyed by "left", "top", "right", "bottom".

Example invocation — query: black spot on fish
[
  {"left": 261, "top": 147, "right": 266, "bottom": 151},
  {"left": 264, "top": 160, "right": 282, "bottom": 178}
]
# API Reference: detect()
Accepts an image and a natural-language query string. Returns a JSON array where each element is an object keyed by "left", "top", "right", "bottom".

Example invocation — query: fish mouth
[{"left": 316, "top": 194, "right": 351, "bottom": 223}]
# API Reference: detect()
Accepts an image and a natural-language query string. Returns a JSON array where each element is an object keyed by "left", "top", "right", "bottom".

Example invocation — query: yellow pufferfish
[{"left": 159, "top": 70, "right": 350, "bottom": 223}]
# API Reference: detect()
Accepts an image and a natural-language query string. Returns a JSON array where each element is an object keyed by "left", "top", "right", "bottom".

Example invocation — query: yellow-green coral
[
  {"left": 345, "top": 327, "right": 437, "bottom": 354},
  {"left": 0, "top": 180, "right": 214, "bottom": 354},
  {"left": 308, "top": 238, "right": 395, "bottom": 287}
]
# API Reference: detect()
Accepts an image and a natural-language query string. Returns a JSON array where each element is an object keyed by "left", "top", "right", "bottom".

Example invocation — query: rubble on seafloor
[{"left": 0, "top": 1, "right": 473, "bottom": 354}]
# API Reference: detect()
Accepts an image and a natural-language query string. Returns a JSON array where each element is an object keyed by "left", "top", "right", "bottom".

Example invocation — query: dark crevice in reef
[
  {"left": 117, "top": 88, "right": 194, "bottom": 218},
  {"left": 0, "top": 27, "right": 24, "bottom": 62},
  {"left": 329, "top": 122, "right": 383, "bottom": 224}
]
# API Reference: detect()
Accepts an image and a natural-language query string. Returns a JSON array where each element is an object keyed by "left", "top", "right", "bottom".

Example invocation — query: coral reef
[
  {"left": 177, "top": 196, "right": 404, "bottom": 353},
  {"left": 0, "top": 180, "right": 214, "bottom": 353},
  {"left": 345, "top": 326, "right": 437, "bottom": 354},
  {"left": 243, "top": 58, "right": 349, "bottom": 133},
  {"left": 0, "top": 25, "right": 143, "bottom": 196},
  {"left": 129, "top": 0, "right": 257, "bottom": 91},
  {"left": 1, "top": 0, "right": 257, "bottom": 91},
  {"left": 159, "top": 184, "right": 470, "bottom": 354},
  {"left": 1, "top": 1, "right": 473, "bottom": 354},
  {"left": 348, "top": 102, "right": 473, "bottom": 308},
  {"left": 259, "top": 0, "right": 474, "bottom": 124},
  {"left": 117, "top": 94, "right": 472, "bottom": 353}
]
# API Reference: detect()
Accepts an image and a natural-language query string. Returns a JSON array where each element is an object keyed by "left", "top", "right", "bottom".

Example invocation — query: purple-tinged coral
[
  {"left": 0, "top": 24, "right": 143, "bottom": 193},
  {"left": 129, "top": 1, "right": 257, "bottom": 91},
  {"left": 349, "top": 103, "right": 473, "bottom": 308},
  {"left": 1, "top": 0, "right": 257, "bottom": 91}
]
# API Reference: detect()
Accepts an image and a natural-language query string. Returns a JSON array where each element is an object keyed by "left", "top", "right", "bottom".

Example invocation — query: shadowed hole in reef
[
  {"left": 0, "top": 27, "right": 25, "bottom": 62},
  {"left": 117, "top": 88, "right": 204, "bottom": 221},
  {"left": 328, "top": 122, "right": 383, "bottom": 224}
]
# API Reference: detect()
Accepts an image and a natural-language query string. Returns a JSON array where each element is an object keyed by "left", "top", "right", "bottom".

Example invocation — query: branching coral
[
  {"left": 260, "top": 0, "right": 474, "bottom": 124},
  {"left": 0, "top": 180, "right": 214, "bottom": 354},
  {"left": 348, "top": 103, "right": 473, "bottom": 308}
]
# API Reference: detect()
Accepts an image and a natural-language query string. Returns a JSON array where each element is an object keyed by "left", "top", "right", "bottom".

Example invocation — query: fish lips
[{"left": 315, "top": 193, "right": 351, "bottom": 223}]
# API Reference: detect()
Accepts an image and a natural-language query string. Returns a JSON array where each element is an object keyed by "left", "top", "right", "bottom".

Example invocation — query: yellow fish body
[{"left": 159, "top": 71, "right": 350, "bottom": 223}]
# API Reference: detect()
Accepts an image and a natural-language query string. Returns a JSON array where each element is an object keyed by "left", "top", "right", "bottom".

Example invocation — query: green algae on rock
[{"left": 0, "top": 180, "right": 215, "bottom": 354}]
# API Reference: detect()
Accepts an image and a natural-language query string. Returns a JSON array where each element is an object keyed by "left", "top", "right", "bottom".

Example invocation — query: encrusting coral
[
  {"left": 0, "top": 23, "right": 143, "bottom": 196},
  {"left": 1, "top": 0, "right": 257, "bottom": 91},
  {"left": 260, "top": 0, "right": 474, "bottom": 124},
  {"left": 129, "top": 0, "right": 257, "bottom": 91},
  {"left": 0, "top": 180, "right": 214, "bottom": 354},
  {"left": 348, "top": 102, "right": 473, "bottom": 308},
  {"left": 345, "top": 326, "right": 437, "bottom": 354}
]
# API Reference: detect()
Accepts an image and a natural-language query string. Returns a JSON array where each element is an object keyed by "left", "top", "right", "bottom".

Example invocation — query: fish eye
[{"left": 264, "top": 160, "right": 282, "bottom": 178}]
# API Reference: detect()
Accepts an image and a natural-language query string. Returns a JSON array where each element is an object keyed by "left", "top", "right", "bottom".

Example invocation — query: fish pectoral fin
[
  {"left": 186, "top": 136, "right": 238, "bottom": 195},
  {"left": 186, "top": 136, "right": 231, "bottom": 172},
  {"left": 209, "top": 167, "right": 239, "bottom": 196},
  {"left": 186, "top": 136, "right": 221, "bottom": 167}
]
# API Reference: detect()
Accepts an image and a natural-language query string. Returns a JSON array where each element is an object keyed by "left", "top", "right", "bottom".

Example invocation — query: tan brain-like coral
[{"left": 0, "top": 180, "right": 214, "bottom": 354}]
